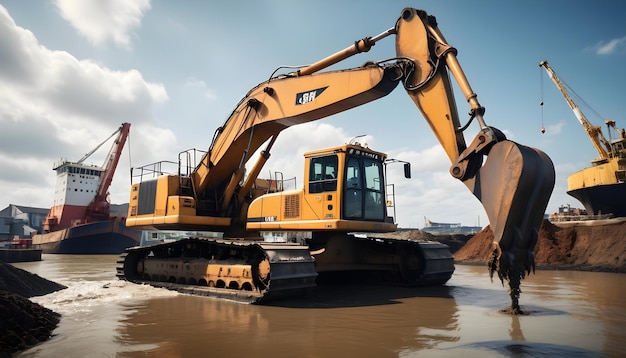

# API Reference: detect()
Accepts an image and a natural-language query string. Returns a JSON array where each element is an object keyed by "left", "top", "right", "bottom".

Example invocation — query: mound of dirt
[
  {"left": 376, "top": 229, "right": 473, "bottom": 253},
  {"left": 0, "top": 290, "right": 61, "bottom": 354},
  {"left": 454, "top": 219, "right": 626, "bottom": 272},
  {"left": 0, "top": 262, "right": 67, "bottom": 298},
  {"left": 0, "top": 261, "right": 66, "bottom": 355}
]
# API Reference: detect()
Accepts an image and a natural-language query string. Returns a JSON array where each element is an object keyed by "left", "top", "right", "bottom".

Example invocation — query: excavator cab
[
  {"left": 245, "top": 142, "right": 454, "bottom": 287},
  {"left": 246, "top": 143, "right": 401, "bottom": 233}
]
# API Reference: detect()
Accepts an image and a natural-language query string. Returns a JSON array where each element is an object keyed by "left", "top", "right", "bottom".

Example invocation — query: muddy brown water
[{"left": 11, "top": 254, "right": 626, "bottom": 357}]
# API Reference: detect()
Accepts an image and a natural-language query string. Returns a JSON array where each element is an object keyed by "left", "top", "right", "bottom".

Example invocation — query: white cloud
[
  {"left": 54, "top": 0, "right": 151, "bottom": 49},
  {"left": 588, "top": 36, "right": 626, "bottom": 55},
  {"left": 386, "top": 145, "right": 486, "bottom": 228},
  {"left": 185, "top": 78, "right": 218, "bottom": 101},
  {"left": 0, "top": 5, "right": 171, "bottom": 209},
  {"left": 258, "top": 122, "right": 350, "bottom": 182},
  {"left": 543, "top": 120, "right": 566, "bottom": 136}
]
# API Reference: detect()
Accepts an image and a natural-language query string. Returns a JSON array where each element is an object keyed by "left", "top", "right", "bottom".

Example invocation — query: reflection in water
[
  {"left": 451, "top": 265, "right": 622, "bottom": 357},
  {"left": 521, "top": 269, "right": 626, "bottom": 356},
  {"left": 11, "top": 257, "right": 626, "bottom": 357},
  {"left": 509, "top": 315, "right": 525, "bottom": 342},
  {"left": 117, "top": 284, "right": 460, "bottom": 358}
]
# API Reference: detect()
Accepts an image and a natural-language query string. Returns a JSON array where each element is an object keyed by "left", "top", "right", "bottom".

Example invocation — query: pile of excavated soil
[
  {"left": 0, "top": 261, "right": 66, "bottom": 355},
  {"left": 376, "top": 229, "right": 473, "bottom": 254},
  {"left": 454, "top": 219, "right": 626, "bottom": 272},
  {"left": 0, "top": 262, "right": 67, "bottom": 297}
]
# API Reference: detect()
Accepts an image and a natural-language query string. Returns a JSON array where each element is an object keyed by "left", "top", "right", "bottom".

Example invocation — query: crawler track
[
  {"left": 309, "top": 234, "right": 455, "bottom": 286},
  {"left": 117, "top": 234, "right": 454, "bottom": 303},
  {"left": 116, "top": 238, "right": 318, "bottom": 303}
]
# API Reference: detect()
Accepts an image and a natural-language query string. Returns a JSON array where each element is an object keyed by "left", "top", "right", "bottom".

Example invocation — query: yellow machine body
[{"left": 247, "top": 144, "right": 396, "bottom": 233}]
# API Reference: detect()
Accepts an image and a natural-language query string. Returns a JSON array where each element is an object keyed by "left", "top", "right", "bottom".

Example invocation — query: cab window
[{"left": 309, "top": 155, "right": 338, "bottom": 194}]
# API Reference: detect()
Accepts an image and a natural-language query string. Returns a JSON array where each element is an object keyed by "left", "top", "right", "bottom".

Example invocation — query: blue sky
[{"left": 1, "top": 0, "right": 625, "bottom": 228}]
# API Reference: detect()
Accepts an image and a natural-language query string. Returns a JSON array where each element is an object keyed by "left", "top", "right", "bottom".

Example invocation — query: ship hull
[
  {"left": 567, "top": 155, "right": 626, "bottom": 218},
  {"left": 567, "top": 183, "right": 626, "bottom": 217},
  {"left": 33, "top": 219, "right": 140, "bottom": 254}
]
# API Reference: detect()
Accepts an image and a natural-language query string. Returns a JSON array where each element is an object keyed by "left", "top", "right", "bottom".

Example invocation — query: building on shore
[{"left": 0, "top": 205, "right": 48, "bottom": 242}]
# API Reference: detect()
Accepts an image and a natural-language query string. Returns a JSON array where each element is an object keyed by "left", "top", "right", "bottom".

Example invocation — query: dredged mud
[{"left": 0, "top": 261, "right": 66, "bottom": 355}]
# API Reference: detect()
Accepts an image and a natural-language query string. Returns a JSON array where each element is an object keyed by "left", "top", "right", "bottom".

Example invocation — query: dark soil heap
[
  {"left": 454, "top": 219, "right": 626, "bottom": 272},
  {"left": 376, "top": 229, "right": 472, "bottom": 253},
  {"left": 0, "top": 261, "right": 67, "bottom": 355}
]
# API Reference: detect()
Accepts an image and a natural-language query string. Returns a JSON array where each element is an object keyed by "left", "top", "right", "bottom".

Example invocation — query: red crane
[{"left": 83, "top": 122, "right": 131, "bottom": 223}]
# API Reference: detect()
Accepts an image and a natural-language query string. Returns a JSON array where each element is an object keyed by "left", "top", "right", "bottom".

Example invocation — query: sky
[{"left": 0, "top": 0, "right": 625, "bottom": 229}]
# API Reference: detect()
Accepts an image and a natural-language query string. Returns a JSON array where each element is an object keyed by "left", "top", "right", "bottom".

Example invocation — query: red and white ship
[{"left": 33, "top": 123, "right": 140, "bottom": 254}]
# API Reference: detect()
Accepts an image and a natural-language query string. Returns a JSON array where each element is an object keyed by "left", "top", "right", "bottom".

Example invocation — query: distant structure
[
  {"left": 0, "top": 204, "right": 48, "bottom": 241},
  {"left": 0, "top": 203, "right": 129, "bottom": 243},
  {"left": 548, "top": 204, "right": 613, "bottom": 223},
  {"left": 421, "top": 216, "right": 482, "bottom": 235}
]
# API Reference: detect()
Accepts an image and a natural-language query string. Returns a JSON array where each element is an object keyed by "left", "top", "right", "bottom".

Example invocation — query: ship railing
[{"left": 53, "top": 158, "right": 69, "bottom": 169}]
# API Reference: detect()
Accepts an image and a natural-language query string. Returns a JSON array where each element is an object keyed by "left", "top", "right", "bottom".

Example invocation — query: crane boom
[
  {"left": 85, "top": 122, "right": 131, "bottom": 221},
  {"left": 539, "top": 60, "right": 611, "bottom": 161}
]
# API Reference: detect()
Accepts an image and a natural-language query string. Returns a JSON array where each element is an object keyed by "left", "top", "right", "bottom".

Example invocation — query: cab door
[
  {"left": 343, "top": 156, "right": 385, "bottom": 221},
  {"left": 306, "top": 155, "right": 339, "bottom": 220}
]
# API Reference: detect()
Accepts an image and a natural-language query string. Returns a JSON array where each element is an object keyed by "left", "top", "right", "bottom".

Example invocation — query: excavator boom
[{"left": 397, "top": 9, "right": 555, "bottom": 313}]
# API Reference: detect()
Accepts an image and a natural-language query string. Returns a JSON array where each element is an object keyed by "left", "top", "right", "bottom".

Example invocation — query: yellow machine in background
[
  {"left": 540, "top": 60, "right": 626, "bottom": 217},
  {"left": 118, "top": 8, "right": 555, "bottom": 312}
]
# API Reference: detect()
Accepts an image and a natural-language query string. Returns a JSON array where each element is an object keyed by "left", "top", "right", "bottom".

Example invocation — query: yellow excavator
[{"left": 117, "top": 8, "right": 555, "bottom": 312}]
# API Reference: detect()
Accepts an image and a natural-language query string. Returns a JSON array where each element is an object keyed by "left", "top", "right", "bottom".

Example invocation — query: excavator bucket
[{"left": 464, "top": 140, "right": 555, "bottom": 313}]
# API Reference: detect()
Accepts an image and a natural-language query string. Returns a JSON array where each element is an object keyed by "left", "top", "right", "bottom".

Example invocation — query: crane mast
[
  {"left": 539, "top": 60, "right": 611, "bottom": 162},
  {"left": 85, "top": 123, "right": 131, "bottom": 221}
]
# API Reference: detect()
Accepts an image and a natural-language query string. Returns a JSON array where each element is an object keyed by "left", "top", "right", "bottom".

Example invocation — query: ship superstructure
[
  {"left": 43, "top": 160, "right": 106, "bottom": 231},
  {"left": 34, "top": 123, "right": 140, "bottom": 254}
]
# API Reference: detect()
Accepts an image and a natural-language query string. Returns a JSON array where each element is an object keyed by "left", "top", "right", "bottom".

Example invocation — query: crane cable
[
  {"left": 539, "top": 66, "right": 546, "bottom": 133},
  {"left": 127, "top": 131, "right": 132, "bottom": 185}
]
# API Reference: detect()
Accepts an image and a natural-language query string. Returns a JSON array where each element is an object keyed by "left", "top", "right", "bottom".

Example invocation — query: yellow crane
[{"left": 540, "top": 60, "right": 626, "bottom": 217}]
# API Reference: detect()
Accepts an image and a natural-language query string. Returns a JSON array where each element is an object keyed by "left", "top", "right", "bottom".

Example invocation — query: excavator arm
[{"left": 399, "top": 9, "right": 555, "bottom": 312}]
